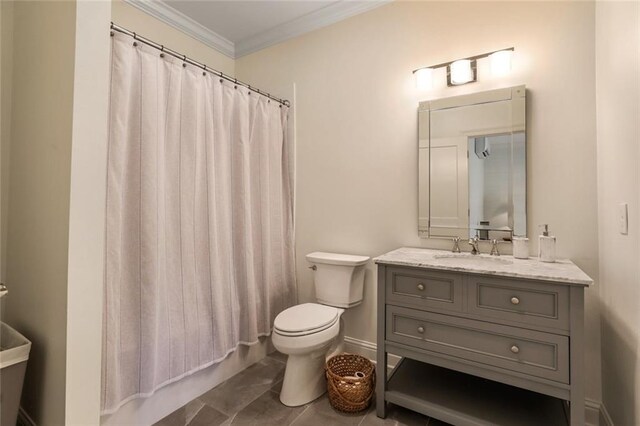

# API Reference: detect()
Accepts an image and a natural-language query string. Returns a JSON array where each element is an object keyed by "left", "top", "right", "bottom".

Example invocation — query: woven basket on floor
[{"left": 325, "top": 354, "right": 376, "bottom": 413}]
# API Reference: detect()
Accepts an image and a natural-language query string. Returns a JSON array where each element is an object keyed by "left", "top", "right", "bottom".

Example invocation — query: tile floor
[{"left": 154, "top": 352, "right": 452, "bottom": 426}]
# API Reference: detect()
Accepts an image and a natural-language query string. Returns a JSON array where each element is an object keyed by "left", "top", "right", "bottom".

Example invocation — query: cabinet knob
[
  {"left": 417, "top": 326, "right": 425, "bottom": 334},
  {"left": 510, "top": 296, "right": 520, "bottom": 305},
  {"left": 417, "top": 283, "right": 425, "bottom": 291},
  {"left": 510, "top": 345, "right": 520, "bottom": 354}
]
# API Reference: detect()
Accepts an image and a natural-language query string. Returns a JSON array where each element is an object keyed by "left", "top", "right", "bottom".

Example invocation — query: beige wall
[
  {"left": 4, "top": 1, "right": 77, "bottom": 424},
  {"left": 237, "top": 0, "right": 602, "bottom": 403},
  {"left": 111, "top": 0, "right": 234, "bottom": 76},
  {"left": 0, "top": 0, "right": 13, "bottom": 292},
  {"left": 596, "top": 1, "right": 640, "bottom": 424}
]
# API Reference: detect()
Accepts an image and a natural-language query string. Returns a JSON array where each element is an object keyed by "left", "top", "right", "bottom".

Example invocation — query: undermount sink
[{"left": 432, "top": 253, "right": 513, "bottom": 266}]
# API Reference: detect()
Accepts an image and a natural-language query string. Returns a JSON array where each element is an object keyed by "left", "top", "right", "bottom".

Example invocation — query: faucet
[
  {"left": 490, "top": 239, "right": 500, "bottom": 256},
  {"left": 451, "top": 237, "right": 461, "bottom": 253},
  {"left": 468, "top": 236, "right": 480, "bottom": 255}
]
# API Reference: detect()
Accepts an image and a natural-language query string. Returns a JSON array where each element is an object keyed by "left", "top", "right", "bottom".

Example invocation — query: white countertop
[{"left": 374, "top": 247, "right": 593, "bottom": 286}]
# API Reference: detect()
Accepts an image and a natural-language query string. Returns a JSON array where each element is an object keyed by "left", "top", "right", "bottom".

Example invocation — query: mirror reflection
[{"left": 418, "top": 86, "right": 526, "bottom": 240}]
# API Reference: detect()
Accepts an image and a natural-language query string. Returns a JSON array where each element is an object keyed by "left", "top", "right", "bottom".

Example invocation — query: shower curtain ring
[
  {"left": 160, "top": 45, "right": 164, "bottom": 58},
  {"left": 182, "top": 55, "right": 187, "bottom": 67}
]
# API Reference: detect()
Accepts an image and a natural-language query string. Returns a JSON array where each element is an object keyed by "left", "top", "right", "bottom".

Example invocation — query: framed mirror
[{"left": 418, "top": 85, "right": 526, "bottom": 240}]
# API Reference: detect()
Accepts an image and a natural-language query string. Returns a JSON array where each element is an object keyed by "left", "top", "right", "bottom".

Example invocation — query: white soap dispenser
[{"left": 538, "top": 224, "right": 556, "bottom": 263}]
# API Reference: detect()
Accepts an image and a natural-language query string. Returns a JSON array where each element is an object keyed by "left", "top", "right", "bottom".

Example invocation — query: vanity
[{"left": 374, "top": 248, "right": 592, "bottom": 426}]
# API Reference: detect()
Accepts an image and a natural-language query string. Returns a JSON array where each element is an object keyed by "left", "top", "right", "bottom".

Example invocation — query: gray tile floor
[{"left": 154, "top": 353, "right": 452, "bottom": 426}]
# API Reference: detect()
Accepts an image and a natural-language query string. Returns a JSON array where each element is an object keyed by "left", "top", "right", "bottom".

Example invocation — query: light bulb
[
  {"left": 415, "top": 68, "right": 433, "bottom": 90},
  {"left": 450, "top": 59, "right": 473, "bottom": 85},
  {"left": 490, "top": 50, "right": 513, "bottom": 76}
]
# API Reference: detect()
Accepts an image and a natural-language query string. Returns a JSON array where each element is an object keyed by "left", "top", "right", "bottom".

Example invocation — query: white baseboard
[
  {"left": 18, "top": 407, "right": 36, "bottom": 426},
  {"left": 343, "top": 335, "right": 608, "bottom": 426},
  {"left": 343, "top": 336, "right": 400, "bottom": 369},
  {"left": 598, "top": 401, "right": 614, "bottom": 426},
  {"left": 585, "top": 398, "right": 605, "bottom": 426}
]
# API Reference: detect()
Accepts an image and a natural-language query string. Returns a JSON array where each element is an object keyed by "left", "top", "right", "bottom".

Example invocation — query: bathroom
[{"left": 0, "top": 0, "right": 638, "bottom": 425}]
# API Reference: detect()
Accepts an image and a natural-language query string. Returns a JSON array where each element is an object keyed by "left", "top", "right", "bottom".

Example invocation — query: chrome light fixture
[
  {"left": 489, "top": 49, "right": 513, "bottom": 76},
  {"left": 413, "top": 47, "right": 514, "bottom": 90},
  {"left": 414, "top": 67, "right": 434, "bottom": 90},
  {"left": 449, "top": 59, "right": 475, "bottom": 85}
]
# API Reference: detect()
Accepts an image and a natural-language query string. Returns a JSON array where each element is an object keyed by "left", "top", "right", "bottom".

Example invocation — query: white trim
[
  {"left": 585, "top": 398, "right": 606, "bottom": 426},
  {"left": 598, "top": 401, "right": 614, "bottom": 426},
  {"left": 122, "top": 0, "right": 391, "bottom": 59},
  {"left": 343, "top": 336, "right": 400, "bottom": 369},
  {"left": 235, "top": 0, "right": 392, "bottom": 58},
  {"left": 122, "top": 0, "right": 234, "bottom": 58},
  {"left": 18, "top": 407, "right": 37, "bottom": 426},
  {"left": 344, "top": 336, "right": 608, "bottom": 426}
]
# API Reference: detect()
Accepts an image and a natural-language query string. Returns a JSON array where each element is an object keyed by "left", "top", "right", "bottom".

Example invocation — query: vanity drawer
[
  {"left": 386, "top": 305, "right": 569, "bottom": 383},
  {"left": 386, "top": 267, "right": 463, "bottom": 313},
  {"left": 467, "top": 276, "right": 570, "bottom": 331}
]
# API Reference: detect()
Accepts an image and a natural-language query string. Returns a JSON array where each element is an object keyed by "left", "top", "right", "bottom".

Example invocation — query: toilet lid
[{"left": 274, "top": 303, "right": 339, "bottom": 335}]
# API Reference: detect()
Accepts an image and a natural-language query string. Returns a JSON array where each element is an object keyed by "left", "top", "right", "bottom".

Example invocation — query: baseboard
[
  {"left": 343, "top": 336, "right": 400, "bottom": 369},
  {"left": 17, "top": 407, "right": 36, "bottom": 426},
  {"left": 344, "top": 335, "right": 609, "bottom": 426},
  {"left": 598, "top": 401, "right": 614, "bottom": 426}
]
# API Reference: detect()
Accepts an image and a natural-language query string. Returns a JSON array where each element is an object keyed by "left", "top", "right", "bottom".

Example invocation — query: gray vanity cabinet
[{"left": 375, "top": 257, "right": 591, "bottom": 426}]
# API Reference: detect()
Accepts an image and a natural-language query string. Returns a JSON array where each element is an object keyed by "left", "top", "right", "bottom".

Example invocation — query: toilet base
[{"left": 279, "top": 350, "right": 328, "bottom": 407}]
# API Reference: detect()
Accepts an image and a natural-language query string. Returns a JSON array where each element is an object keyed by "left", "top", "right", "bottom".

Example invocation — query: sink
[{"left": 432, "top": 253, "right": 513, "bottom": 266}]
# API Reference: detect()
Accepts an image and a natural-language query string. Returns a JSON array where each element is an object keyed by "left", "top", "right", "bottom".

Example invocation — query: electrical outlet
[{"left": 618, "top": 203, "right": 628, "bottom": 235}]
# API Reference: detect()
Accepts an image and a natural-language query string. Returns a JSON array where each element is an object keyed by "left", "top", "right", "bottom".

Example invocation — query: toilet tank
[{"left": 306, "top": 252, "right": 370, "bottom": 308}]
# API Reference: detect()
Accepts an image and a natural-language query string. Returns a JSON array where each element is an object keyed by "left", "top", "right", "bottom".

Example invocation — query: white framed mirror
[{"left": 418, "top": 85, "right": 526, "bottom": 240}]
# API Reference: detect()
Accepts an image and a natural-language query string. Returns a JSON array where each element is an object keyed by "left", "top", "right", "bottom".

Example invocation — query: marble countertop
[{"left": 374, "top": 247, "right": 593, "bottom": 286}]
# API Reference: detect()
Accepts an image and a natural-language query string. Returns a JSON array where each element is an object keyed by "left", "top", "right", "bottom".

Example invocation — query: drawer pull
[
  {"left": 417, "top": 283, "right": 425, "bottom": 291},
  {"left": 510, "top": 297, "right": 520, "bottom": 305},
  {"left": 417, "top": 326, "right": 425, "bottom": 334},
  {"left": 510, "top": 345, "right": 520, "bottom": 354}
]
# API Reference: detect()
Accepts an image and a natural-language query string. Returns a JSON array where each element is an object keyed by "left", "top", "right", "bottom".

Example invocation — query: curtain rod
[{"left": 110, "top": 22, "right": 291, "bottom": 107}]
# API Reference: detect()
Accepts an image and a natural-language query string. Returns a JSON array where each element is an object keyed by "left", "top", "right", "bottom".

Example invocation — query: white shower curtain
[{"left": 102, "top": 33, "right": 296, "bottom": 414}]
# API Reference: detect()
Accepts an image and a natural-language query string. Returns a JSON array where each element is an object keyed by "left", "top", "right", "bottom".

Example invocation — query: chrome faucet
[
  {"left": 490, "top": 239, "right": 500, "bottom": 256},
  {"left": 451, "top": 237, "right": 461, "bottom": 253},
  {"left": 468, "top": 236, "right": 480, "bottom": 255}
]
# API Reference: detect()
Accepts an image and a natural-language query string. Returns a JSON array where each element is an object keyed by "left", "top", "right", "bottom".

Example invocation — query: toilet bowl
[
  {"left": 272, "top": 303, "right": 344, "bottom": 406},
  {"left": 271, "top": 252, "right": 369, "bottom": 407}
]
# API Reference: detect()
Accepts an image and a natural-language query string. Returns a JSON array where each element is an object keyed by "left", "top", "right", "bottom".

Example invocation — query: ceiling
[
  {"left": 165, "top": 1, "right": 336, "bottom": 44},
  {"left": 125, "top": 0, "right": 391, "bottom": 58}
]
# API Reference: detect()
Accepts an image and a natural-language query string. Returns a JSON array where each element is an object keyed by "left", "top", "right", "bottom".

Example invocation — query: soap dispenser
[{"left": 538, "top": 224, "right": 556, "bottom": 263}]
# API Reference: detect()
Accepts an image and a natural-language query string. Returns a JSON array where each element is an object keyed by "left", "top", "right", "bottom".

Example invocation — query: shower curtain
[{"left": 102, "top": 33, "right": 296, "bottom": 414}]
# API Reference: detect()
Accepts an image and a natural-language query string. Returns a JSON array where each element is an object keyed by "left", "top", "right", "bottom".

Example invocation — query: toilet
[{"left": 271, "top": 251, "right": 370, "bottom": 407}]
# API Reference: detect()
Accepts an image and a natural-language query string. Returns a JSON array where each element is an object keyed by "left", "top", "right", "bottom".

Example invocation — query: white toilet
[{"left": 272, "top": 251, "right": 369, "bottom": 407}]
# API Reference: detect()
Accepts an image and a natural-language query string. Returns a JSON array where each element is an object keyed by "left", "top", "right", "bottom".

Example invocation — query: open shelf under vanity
[{"left": 386, "top": 358, "right": 567, "bottom": 426}]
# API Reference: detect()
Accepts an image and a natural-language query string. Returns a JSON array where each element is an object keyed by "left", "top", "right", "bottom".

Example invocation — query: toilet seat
[{"left": 274, "top": 303, "right": 340, "bottom": 337}]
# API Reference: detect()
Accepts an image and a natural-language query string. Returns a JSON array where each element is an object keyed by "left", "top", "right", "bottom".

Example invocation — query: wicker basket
[{"left": 325, "top": 354, "right": 376, "bottom": 413}]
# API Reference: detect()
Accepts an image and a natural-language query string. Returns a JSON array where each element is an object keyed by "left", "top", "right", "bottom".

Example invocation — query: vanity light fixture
[
  {"left": 413, "top": 47, "right": 514, "bottom": 89},
  {"left": 414, "top": 67, "right": 433, "bottom": 90},
  {"left": 449, "top": 59, "right": 475, "bottom": 85},
  {"left": 490, "top": 49, "right": 513, "bottom": 76}
]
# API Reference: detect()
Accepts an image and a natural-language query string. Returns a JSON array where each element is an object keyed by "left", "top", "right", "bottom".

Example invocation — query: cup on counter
[{"left": 512, "top": 237, "right": 530, "bottom": 259}]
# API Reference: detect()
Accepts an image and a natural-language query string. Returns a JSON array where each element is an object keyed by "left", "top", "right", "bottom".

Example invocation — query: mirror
[{"left": 418, "top": 85, "right": 526, "bottom": 240}]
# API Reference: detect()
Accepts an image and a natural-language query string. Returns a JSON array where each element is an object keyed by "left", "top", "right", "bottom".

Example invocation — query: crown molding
[
  {"left": 122, "top": 0, "right": 392, "bottom": 59},
  {"left": 123, "top": 0, "right": 235, "bottom": 58},
  {"left": 235, "top": 0, "right": 392, "bottom": 58}
]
